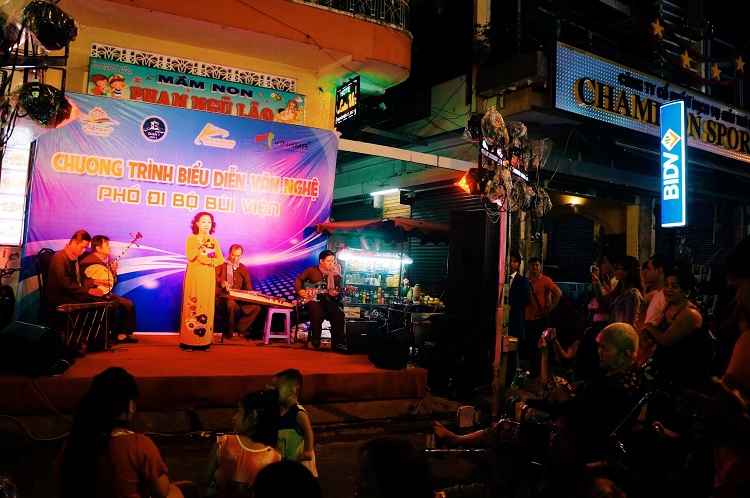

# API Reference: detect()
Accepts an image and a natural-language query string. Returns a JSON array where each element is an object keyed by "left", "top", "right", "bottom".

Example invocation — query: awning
[{"left": 315, "top": 218, "right": 449, "bottom": 245}]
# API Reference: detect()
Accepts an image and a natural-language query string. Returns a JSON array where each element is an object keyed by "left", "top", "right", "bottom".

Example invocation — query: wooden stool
[{"left": 263, "top": 308, "right": 292, "bottom": 344}]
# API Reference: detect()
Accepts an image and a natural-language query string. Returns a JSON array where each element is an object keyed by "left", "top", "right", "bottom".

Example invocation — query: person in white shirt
[{"left": 639, "top": 254, "right": 673, "bottom": 331}]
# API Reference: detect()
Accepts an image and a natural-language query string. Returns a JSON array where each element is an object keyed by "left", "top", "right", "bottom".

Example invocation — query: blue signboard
[{"left": 660, "top": 101, "right": 687, "bottom": 227}]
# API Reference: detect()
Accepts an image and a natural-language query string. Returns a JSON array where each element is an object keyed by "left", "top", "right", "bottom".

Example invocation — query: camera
[
  {"left": 590, "top": 265, "right": 598, "bottom": 273},
  {"left": 542, "top": 329, "right": 551, "bottom": 339}
]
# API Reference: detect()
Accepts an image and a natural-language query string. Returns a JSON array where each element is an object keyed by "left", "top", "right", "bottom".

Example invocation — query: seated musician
[
  {"left": 43, "top": 230, "right": 105, "bottom": 352},
  {"left": 80, "top": 235, "right": 138, "bottom": 344},
  {"left": 294, "top": 250, "right": 345, "bottom": 349},
  {"left": 44, "top": 230, "right": 104, "bottom": 311},
  {"left": 215, "top": 244, "right": 261, "bottom": 339}
]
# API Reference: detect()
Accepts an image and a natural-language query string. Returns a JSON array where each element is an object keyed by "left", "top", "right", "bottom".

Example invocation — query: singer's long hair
[{"left": 190, "top": 211, "right": 216, "bottom": 235}]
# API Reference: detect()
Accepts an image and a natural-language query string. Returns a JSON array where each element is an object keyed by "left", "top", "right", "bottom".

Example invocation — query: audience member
[
  {"left": 253, "top": 460, "right": 322, "bottom": 498},
  {"left": 636, "top": 254, "right": 672, "bottom": 333},
  {"left": 355, "top": 437, "right": 435, "bottom": 498},
  {"left": 708, "top": 288, "right": 744, "bottom": 377},
  {"left": 523, "top": 257, "right": 563, "bottom": 377},
  {"left": 56, "top": 367, "right": 198, "bottom": 498},
  {"left": 506, "top": 251, "right": 531, "bottom": 383},
  {"left": 598, "top": 253, "right": 620, "bottom": 295},
  {"left": 434, "top": 323, "right": 644, "bottom": 448},
  {"left": 272, "top": 369, "right": 318, "bottom": 477},
  {"left": 507, "top": 251, "right": 531, "bottom": 342},
  {"left": 200, "top": 389, "right": 280, "bottom": 497},
  {"left": 544, "top": 326, "right": 605, "bottom": 382},
  {"left": 558, "top": 323, "right": 644, "bottom": 436},
  {"left": 641, "top": 267, "right": 711, "bottom": 389},
  {"left": 588, "top": 254, "right": 620, "bottom": 333},
  {"left": 679, "top": 235, "right": 750, "bottom": 498},
  {"left": 592, "top": 255, "right": 644, "bottom": 329}
]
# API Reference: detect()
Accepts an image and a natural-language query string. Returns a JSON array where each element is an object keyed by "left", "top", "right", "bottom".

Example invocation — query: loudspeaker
[
  {"left": 336, "top": 320, "right": 379, "bottom": 354},
  {"left": 368, "top": 327, "right": 414, "bottom": 370},
  {"left": 0, "top": 321, "right": 71, "bottom": 377},
  {"left": 446, "top": 210, "right": 499, "bottom": 319},
  {"left": 422, "top": 313, "right": 495, "bottom": 399}
]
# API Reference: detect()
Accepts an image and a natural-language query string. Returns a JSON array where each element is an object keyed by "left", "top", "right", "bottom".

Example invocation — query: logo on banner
[
  {"left": 661, "top": 129, "right": 681, "bottom": 151},
  {"left": 141, "top": 116, "right": 168, "bottom": 142},
  {"left": 80, "top": 107, "right": 119, "bottom": 137},
  {"left": 255, "top": 132, "right": 274, "bottom": 150},
  {"left": 194, "top": 123, "right": 236, "bottom": 149},
  {"left": 660, "top": 101, "right": 687, "bottom": 227},
  {"left": 255, "top": 131, "right": 308, "bottom": 152}
]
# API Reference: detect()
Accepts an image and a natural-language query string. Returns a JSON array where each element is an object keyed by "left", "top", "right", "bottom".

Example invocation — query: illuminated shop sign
[
  {"left": 335, "top": 76, "right": 360, "bottom": 126},
  {"left": 554, "top": 42, "right": 750, "bottom": 164},
  {"left": 660, "top": 101, "right": 687, "bottom": 227}
]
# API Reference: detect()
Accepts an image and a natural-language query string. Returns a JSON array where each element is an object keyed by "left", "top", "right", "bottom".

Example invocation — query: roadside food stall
[{"left": 315, "top": 218, "right": 449, "bottom": 328}]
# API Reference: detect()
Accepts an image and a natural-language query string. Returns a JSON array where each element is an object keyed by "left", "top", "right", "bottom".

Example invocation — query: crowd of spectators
[
  {"left": 432, "top": 235, "right": 750, "bottom": 498},
  {"left": 27, "top": 235, "right": 750, "bottom": 498}
]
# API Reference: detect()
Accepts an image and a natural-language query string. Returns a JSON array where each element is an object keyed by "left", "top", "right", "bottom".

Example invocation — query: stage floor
[{"left": 0, "top": 333, "right": 427, "bottom": 416}]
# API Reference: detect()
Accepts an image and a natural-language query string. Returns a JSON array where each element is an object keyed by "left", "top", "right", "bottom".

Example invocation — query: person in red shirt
[
  {"left": 56, "top": 367, "right": 198, "bottom": 498},
  {"left": 522, "top": 257, "right": 562, "bottom": 377}
]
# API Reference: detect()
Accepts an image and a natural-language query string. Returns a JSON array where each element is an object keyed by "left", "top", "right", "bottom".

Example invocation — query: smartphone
[
  {"left": 590, "top": 265, "right": 598, "bottom": 274},
  {"left": 542, "top": 329, "right": 550, "bottom": 339}
]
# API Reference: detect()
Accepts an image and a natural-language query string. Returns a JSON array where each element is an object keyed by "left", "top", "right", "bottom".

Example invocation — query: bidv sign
[{"left": 660, "top": 101, "right": 687, "bottom": 228}]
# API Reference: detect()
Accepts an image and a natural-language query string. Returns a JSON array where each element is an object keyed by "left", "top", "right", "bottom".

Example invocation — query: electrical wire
[
  {"left": 0, "top": 414, "right": 70, "bottom": 441},
  {"left": 414, "top": 77, "right": 467, "bottom": 134}
]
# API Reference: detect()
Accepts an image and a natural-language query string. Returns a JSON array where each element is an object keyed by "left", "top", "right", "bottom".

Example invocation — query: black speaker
[
  {"left": 422, "top": 313, "right": 495, "bottom": 399},
  {"left": 336, "top": 320, "right": 379, "bottom": 354},
  {"left": 0, "top": 321, "right": 71, "bottom": 377},
  {"left": 368, "top": 327, "right": 414, "bottom": 370},
  {"left": 446, "top": 210, "right": 499, "bottom": 319}
]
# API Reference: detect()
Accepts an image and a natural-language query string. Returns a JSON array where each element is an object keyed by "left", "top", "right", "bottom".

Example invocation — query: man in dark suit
[
  {"left": 507, "top": 251, "right": 531, "bottom": 342},
  {"left": 215, "top": 244, "right": 261, "bottom": 339},
  {"left": 44, "top": 230, "right": 107, "bottom": 355},
  {"left": 44, "top": 230, "right": 104, "bottom": 314}
]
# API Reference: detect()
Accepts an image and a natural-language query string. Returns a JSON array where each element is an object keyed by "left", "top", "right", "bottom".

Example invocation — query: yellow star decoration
[
  {"left": 710, "top": 63, "right": 722, "bottom": 80},
  {"left": 650, "top": 19, "right": 664, "bottom": 39},
  {"left": 735, "top": 56, "right": 745, "bottom": 73},
  {"left": 680, "top": 50, "right": 693, "bottom": 69}
]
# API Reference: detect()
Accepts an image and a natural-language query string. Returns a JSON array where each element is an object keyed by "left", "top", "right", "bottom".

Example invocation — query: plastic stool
[{"left": 263, "top": 308, "right": 292, "bottom": 344}]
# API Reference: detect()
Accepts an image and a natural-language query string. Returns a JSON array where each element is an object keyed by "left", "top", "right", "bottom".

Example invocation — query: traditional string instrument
[
  {"left": 299, "top": 282, "right": 356, "bottom": 305},
  {"left": 84, "top": 232, "right": 142, "bottom": 294}
]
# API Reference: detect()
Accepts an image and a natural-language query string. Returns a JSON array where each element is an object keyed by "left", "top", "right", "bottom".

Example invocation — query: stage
[{"left": 0, "top": 333, "right": 428, "bottom": 417}]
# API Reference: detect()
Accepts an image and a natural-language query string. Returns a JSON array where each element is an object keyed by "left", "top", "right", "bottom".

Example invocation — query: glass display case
[{"left": 337, "top": 248, "right": 412, "bottom": 305}]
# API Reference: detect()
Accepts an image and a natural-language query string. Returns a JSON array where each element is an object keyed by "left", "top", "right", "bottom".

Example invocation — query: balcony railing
[{"left": 291, "top": 0, "right": 409, "bottom": 30}]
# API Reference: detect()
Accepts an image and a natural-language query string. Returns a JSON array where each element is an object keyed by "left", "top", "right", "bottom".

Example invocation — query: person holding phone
[
  {"left": 589, "top": 254, "right": 621, "bottom": 333},
  {"left": 592, "top": 256, "right": 644, "bottom": 330}
]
